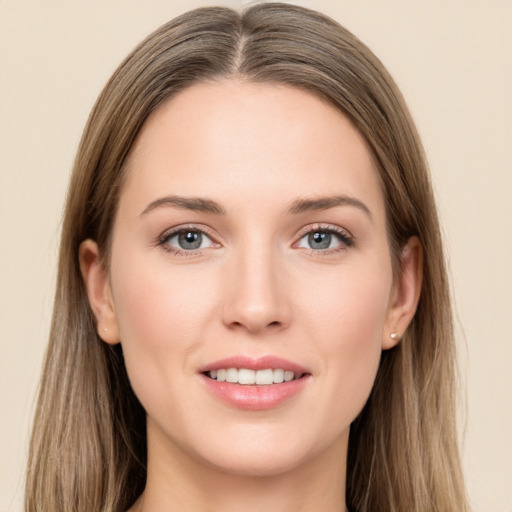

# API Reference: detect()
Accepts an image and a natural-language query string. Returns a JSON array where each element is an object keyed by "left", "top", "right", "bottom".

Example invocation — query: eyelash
[
  {"left": 157, "top": 223, "right": 355, "bottom": 256},
  {"left": 158, "top": 224, "right": 218, "bottom": 257},
  {"left": 294, "top": 223, "right": 355, "bottom": 255}
]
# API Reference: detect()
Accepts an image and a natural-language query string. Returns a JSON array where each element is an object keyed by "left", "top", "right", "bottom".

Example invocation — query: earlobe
[
  {"left": 383, "top": 236, "right": 423, "bottom": 350},
  {"left": 79, "top": 239, "right": 120, "bottom": 344}
]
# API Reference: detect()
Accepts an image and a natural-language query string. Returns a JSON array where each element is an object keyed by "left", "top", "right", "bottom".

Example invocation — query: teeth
[
  {"left": 226, "top": 368, "right": 238, "bottom": 383},
  {"left": 207, "top": 368, "right": 302, "bottom": 385},
  {"left": 238, "top": 368, "right": 255, "bottom": 385},
  {"left": 284, "top": 370, "right": 294, "bottom": 382},
  {"left": 256, "top": 369, "right": 273, "bottom": 385},
  {"left": 273, "top": 368, "right": 284, "bottom": 383}
]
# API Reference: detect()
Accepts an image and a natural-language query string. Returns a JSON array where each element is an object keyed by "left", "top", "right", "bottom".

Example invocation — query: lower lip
[{"left": 201, "top": 374, "right": 310, "bottom": 410}]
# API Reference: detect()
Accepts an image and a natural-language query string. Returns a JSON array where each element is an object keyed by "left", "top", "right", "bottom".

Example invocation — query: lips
[{"left": 199, "top": 356, "right": 311, "bottom": 410}]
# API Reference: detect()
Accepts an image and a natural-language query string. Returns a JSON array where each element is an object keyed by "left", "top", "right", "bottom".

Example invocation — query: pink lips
[
  {"left": 200, "top": 355, "right": 309, "bottom": 375},
  {"left": 199, "top": 356, "right": 311, "bottom": 410}
]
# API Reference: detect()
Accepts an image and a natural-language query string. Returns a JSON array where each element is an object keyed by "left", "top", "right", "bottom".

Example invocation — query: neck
[{"left": 131, "top": 422, "right": 349, "bottom": 512}]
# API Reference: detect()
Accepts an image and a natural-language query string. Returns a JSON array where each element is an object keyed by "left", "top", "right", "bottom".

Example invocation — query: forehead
[{"left": 121, "top": 79, "right": 385, "bottom": 218}]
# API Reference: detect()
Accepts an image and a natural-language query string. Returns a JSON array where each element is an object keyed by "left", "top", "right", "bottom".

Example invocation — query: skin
[{"left": 80, "top": 79, "right": 422, "bottom": 512}]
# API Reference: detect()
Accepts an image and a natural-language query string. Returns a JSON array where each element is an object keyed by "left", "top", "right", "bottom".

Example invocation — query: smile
[
  {"left": 206, "top": 368, "right": 303, "bottom": 385},
  {"left": 200, "top": 356, "right": 311, "bottom": 410}
]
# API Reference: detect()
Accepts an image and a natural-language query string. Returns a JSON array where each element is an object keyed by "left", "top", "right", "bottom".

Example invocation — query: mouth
[
  {"left": 199, "top": 356, "right": 311, "bottom": 410},
  {"left": 203, "top": 368, "right": 305, "bottom": 385}
]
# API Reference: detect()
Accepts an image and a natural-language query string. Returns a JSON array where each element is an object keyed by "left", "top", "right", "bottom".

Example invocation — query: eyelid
[
  {"left": 295, "top": 223, "right": 354, "bottom": 240},
  {"left": 293, "top": 223, "right": 355, "bottom": 252},
  {"left": 157, "top": 224, "right": 221, "bottom": 254}
]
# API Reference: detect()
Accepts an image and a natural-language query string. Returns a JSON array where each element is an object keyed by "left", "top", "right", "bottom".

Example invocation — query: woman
[{"left": 25, "top": 3, "right": 469, "bottom": 511}]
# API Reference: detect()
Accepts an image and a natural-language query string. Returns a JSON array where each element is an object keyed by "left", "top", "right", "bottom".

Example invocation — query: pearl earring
[{"left": 390, "top": 332, "right": 399, "bottom": 340}]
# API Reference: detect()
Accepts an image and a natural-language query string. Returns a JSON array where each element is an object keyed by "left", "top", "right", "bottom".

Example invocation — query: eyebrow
[
  {"left": 140, "top": 195, "right": 226, "bottom": 216},
  {"left": 286, "top": 195, "right": 373, "bottom": 220},
  {"left": 140, "top": 193, "right": 372, "bottom": 220}
]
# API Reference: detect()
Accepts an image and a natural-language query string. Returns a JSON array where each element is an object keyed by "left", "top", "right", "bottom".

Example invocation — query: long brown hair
[{"left": 26, "top": 4, "right": 468, "bottom": 511}]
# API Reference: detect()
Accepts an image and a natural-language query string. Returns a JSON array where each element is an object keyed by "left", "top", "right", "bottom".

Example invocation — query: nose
[{"left": 221, "top": 245, "right": 292, "bottom": 335}]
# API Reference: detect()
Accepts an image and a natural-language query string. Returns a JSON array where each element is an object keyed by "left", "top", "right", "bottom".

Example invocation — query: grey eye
[
  {"left": 308, "top": 232, "right": 332, "bottom": 249},
  {"left": 297, "top": 230, "right": 341, "bottom": 250},
  {"left": 166, "top": 230, "right": 213, "bottom": 250}
]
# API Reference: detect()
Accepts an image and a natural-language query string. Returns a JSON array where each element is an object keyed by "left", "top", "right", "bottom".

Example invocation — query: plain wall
[{"left": 1, "top": 1, "right": 511, "bottom": 511}]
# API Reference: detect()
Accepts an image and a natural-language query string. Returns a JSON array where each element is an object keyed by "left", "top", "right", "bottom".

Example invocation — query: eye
[
  {"left": 295, "top": 226, "right": 354, "bottom": 252},
  {"left": 160, "top": 228, "right": 216, "bottom": 253}
]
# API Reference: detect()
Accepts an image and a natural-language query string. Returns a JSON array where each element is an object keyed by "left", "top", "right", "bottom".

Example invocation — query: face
[{"left": 85, "top": 80, "right": 410, "bottom": 477}]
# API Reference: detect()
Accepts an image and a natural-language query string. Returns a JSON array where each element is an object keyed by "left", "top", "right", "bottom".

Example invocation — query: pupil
[
  {"left": 179, "top": 231, "right": 202, "bottom": 249},
  {"left": 309, "top": 231, "right": 331, "bottom": 249}
]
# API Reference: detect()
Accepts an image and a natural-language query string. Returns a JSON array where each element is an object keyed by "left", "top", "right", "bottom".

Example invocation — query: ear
[
  {"left": 383, "top": 236, "right": 423, "bottom": 350},
  {"left": 79, "top": 239, "right": 120, "bottom": 344}
]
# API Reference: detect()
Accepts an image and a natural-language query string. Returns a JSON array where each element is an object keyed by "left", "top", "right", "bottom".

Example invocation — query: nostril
[{"left": 226, "top": 319, "right": 283, "bottom": 333}]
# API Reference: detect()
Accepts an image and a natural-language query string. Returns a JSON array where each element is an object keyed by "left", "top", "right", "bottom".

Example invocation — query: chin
[
  {"left": 183, "top": 422, "right": 347, "bottom": 478},
  {"left": 201, "top": 446, "right": 310, "bottom": 478}
]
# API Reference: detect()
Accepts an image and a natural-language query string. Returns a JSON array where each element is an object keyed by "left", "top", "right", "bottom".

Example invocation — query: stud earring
[{"left": 390, "top": 332, "right": 399, "bottom": 340}]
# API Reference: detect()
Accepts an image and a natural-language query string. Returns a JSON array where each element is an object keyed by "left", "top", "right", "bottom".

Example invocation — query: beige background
[{"left": 1, "top": 1, "right": 511, "bottom": 511}]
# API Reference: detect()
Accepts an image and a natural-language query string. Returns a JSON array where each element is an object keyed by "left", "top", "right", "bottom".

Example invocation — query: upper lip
[{"left": 199, "top": 355, "right": 310, "bottom": 375}]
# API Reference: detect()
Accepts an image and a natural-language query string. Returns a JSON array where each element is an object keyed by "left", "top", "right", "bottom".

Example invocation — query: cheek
[
  {"left": 299, "top": 258, "right": 392, "bottom": 344},
  {"left": 112, "top": 249, "right": 219, "bottom": 337},
  {"left": 108, "top": 254, "right": 218, "bottom": 405},
  {"left": 297, "top": 261, "right": 392, "bottom": 421}
]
